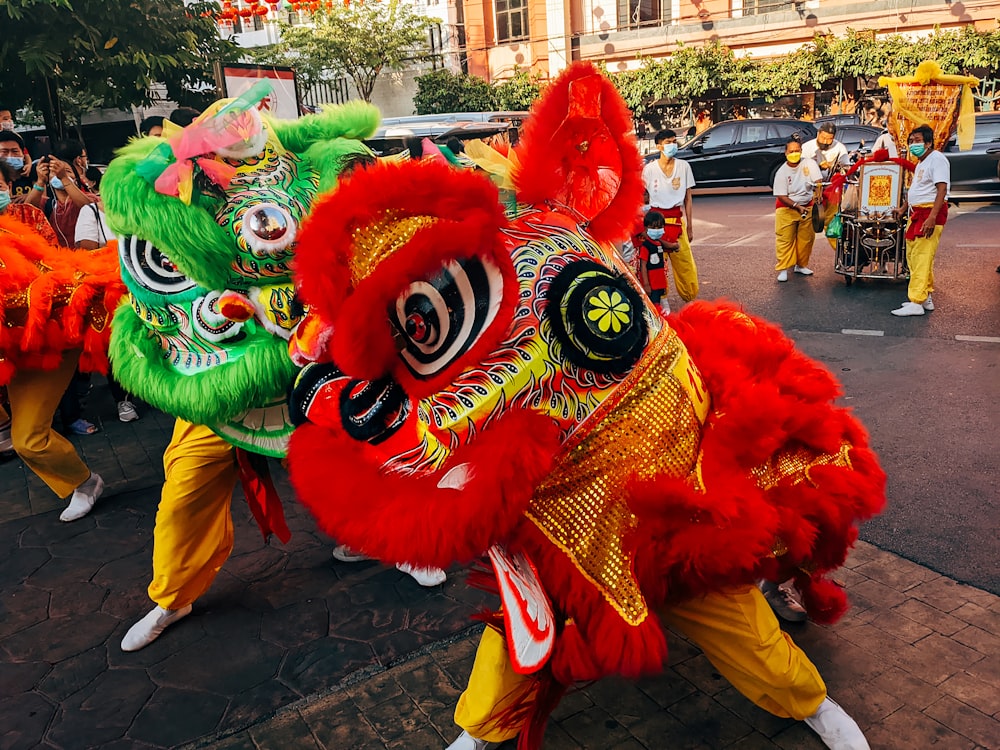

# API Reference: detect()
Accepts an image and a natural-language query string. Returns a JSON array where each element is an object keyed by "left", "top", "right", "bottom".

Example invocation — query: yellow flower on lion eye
[{"left": 586, "top": 289, "right": 631, "bottom": 334}]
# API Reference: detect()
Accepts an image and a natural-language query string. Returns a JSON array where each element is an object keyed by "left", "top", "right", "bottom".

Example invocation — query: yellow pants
[
  {"left": 905, "top": 226, "right": 942, "bottom": 305},
  {"left": 455, "top": 586, "right": 827, "bottom": 743},
  {"left": 822, "top": 202, "right": 838, "bottom": 251},
  {"left": 148, "top": 419, "right": 238, "bottom": 609},
  {"left": 775, "top": 207, "right": 816, "bottom": 271},
  {"left": 668, "top": 223, "right": 699, "bottom": 302},
  {"left": 3, "top": 352, "right": 91, "bottom": 498}
]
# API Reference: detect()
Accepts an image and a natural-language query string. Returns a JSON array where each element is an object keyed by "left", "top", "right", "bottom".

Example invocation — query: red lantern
[
  {"left": 254, "top": 4, "right": 269, "bottom": 14},
  {"left": 239, "top": 6, "right": 254, "bottom": 18}
]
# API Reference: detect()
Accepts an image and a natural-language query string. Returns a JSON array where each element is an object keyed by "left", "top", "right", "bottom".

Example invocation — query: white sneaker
[
  {"left": 117, "top": 400, "right": 139, "bottom": 422},
  {"left": 659, "top": 299, "right": 671, "bottom": 315},
  {"left": 922, "top": 295, "right": 935, "bottom": 311},
  {"left": 121, "top": 604, "right": 193, "bottom": 652},
  {"left": 332, "top": 544, "right": 370, "bottom": 563},
  {"left": 794, "top": 265, "right": 814, "bottom": 275},
  {"left": 396, "top": 562, "right": 447, "bottom": 587},
  {"left": 891, "top": 302, "right": 925, "bottom": 317},
  {"left": 60, "top": 472, "right": 104, "bottom": 522},
  {"left": 804, "top": 697, "right": 871, "bottom": 750},
  {"left": 0, "top": 420, "right": 11, "bottom": 452},
  {"left": 445, "top": 730, "right": 490, "bottom": 750},
  {"left": 777, "top": 270, "right": 789, "bottom": 282}
]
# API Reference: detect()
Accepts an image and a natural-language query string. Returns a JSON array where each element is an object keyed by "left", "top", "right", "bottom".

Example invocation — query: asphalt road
[{"left": 677, "top": 193, "right": 1000, "bottom": 594}]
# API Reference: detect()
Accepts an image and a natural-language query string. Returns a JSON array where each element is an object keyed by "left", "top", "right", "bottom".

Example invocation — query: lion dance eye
[
  {"left": 241, "top": 204, "right": 296, "bottom": 254},
  {"left": 392, "top": 256, "right": 504, "bottom": 380},
  {"left": 118, "top": 235, "right": 196, "bottom": 295}
]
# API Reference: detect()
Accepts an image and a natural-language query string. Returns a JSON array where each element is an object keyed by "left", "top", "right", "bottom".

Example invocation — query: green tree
[
  {"left": 264, "top": 0, "right": 434, "bottom": 103},
  {"left": 412, "top": 69, "right": 495, "bottom": 114},
  {"left": 493, "top": 70, "right": 542, "bottom": 111},
  {"left": 0, "top": 0, "right": 236, "bottom": 141}
]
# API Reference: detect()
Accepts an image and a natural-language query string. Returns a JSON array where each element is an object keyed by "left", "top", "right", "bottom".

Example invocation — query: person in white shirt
[
  {"left": 871, "top": 130, "right": 899, "bottom": 159},
  {"left": 802, "top": 123, "right": 849, "bottom": 249},
  {"left": 772, "top": 138, "right": 822, "bottom": 282},
  {"left": 641, "top": 129, "right": 698, "bottom": 302},
  {"left": 74, "top": 200, "right": 114, "bottom": 249},
  {"left": 890, "top": 124, "right": 950, "bottom": 317}
]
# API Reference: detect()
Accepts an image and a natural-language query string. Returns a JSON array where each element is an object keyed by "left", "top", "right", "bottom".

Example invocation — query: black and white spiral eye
[
  {"left": 118, "top": 235, "right": 196, "bottom": 295},
  {"left": 392, "top": 256, "right": 505, "bottom": 380},
  {"left": 241, "top": 203, "right": 296, "bottom": 254}
]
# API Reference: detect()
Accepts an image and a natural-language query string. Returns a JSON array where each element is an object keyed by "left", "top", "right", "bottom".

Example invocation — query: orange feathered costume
[{"left": 0, "top": 213, "right": 125, "bottom": 384}]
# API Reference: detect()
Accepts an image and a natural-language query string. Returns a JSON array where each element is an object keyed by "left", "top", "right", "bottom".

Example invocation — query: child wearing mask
[{"left": 634, "top": 209, "right": 675, "bottom": 315}]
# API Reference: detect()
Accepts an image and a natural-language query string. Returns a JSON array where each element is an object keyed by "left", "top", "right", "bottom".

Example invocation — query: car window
[
  {"left": 701, "top": 122, "right": 739, "bottom": 149},
  {"left": 973, "top": 121, "right": 1000, "bottom": 144},
  {"left": 774, "top": 123, "right": 805, "bottom": 139},
  {"left": 740, "top": 123, "right": 769, "bottom": 144}
]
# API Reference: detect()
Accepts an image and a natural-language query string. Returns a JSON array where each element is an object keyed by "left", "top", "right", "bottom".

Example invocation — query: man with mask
[
  {"left": 641, "top": 129, "right": 699, "bottom": 303},
  {"left": 0, "top": 130, "right": 35, "bottom": 201},
  {"left": 802, "top": 123, "right": 848, "bottom": 248},
  {"left": 890, "top": 124, "right": 949, "bottom": 317}
]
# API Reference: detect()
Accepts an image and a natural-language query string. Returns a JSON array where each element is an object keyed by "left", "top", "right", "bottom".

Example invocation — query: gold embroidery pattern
[
  {"left": 527, "top": 328, "right": 707, "bottom": 626},
  {"left": 349, "top": 214, "right": 438, "bottom": 286},
  {"left": 750, "top": 441, "right": 854, "bottom": 491}
]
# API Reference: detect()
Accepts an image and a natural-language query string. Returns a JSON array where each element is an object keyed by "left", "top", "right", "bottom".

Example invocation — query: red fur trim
[
  {"left": 288, "top": 408, "right": 562, "bottom": 569},
  {"left": 513, "top": 62, "right": 644, "bottom": 244},
  {"left": 627, "top": 301, "right": 886, "bottom": 619},
  {"left": 797, "top": 574, "right": 849, "bottom": 625},
  {"left": 0, "top": 215, "right": 125, "bottom": 384}
]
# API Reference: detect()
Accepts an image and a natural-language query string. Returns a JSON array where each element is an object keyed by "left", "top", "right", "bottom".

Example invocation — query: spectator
[
  {"left": 139, "top": 115, "right": 165, "bottom": 137},
  {"left": 29, "top": 141, "right": 98, "bottom": 247},
  {"left": 169, "top": 106, "right": 201, "bottom": 127},
  {"left": 634, "top": 209, "right": 675, "bottom": 315},
  {"left": 802, "top": 122, "right": 849, "bottom": 248},
  {"left": 0, "top": 130, "right": 35, "bottom": 202},
  {"left": 772, "top": 136, "right": 821, "bottom": 282},
  {"left": 0, "top": 105, "right": 15, "bottom": 130}
]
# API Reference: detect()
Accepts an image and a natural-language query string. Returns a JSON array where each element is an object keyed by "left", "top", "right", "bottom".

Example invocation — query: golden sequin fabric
[
  {"left": 527, "top": 326, "right": 710, "bottom": 626},
  {"left": 349, "top": 214, "right": 438, "bottom": 286},
  {"left": 750, "top": 442, "right": 854, "bottom": 491}
]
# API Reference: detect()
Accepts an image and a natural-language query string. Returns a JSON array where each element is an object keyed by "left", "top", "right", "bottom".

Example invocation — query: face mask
[
  {"left": 908, "top": 144, "right": 926, "bottom": 158},
  {"left": 0, "top": 190, "right": 10, "bottom": 211},
  {"left": 647, "top": 228, "right": 665, "bottom": 240},
  {"left": 641, "top": 204, "right": 651, "bottom": 214},
  {"left": 786, "top": 152, "right": 802, "bottom": 164},
  {"left": 0, "top": 121, "right": 14, "bottom": 131},
  {"left": 661, "top": 143, "right": 678, "bottom": 158},
  {"left": 2, "top": 156, "right": 24, "bottom": 170},
  {"left": 50, "top": 176, "right": 64, "bottom": 190}
]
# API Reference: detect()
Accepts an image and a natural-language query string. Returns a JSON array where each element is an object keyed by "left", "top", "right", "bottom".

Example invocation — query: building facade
[{"left": 458, "top": 0, "right": 999, "bottom": 82}]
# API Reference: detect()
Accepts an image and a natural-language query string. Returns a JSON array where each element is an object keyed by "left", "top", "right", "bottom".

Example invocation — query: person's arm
[
  {"left": 773, "top": 169, "right": 800, "bottom": 211},
  {"left": 51, "top": 158, "right": 96, "bottom": 208},
  {"left": 683, "top": 187, "right": 693, "bottom": 241},
  {"left": 922, "top": 182, "right": 947, "bottom": 237},
  {"left": 23, "top": 160, "right": 49, "bottom": 208}
]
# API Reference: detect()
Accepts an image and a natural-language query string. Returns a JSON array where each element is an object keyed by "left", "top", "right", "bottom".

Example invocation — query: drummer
[{"left": 802, "top": 123, "right": 849, "bottom": 248}]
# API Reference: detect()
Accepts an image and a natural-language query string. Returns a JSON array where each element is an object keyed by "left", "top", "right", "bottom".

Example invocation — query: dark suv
[
  {"left": 944, "top": 112, "right": 1000, "bottom": 203},
  {"left": 671, "top": 118, "right": 817, "bottom": 189}
]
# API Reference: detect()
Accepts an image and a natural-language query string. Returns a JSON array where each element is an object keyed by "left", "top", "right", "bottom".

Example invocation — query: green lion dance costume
[{"left": 101, "top": 82, "right": 378, "bottom": 651}]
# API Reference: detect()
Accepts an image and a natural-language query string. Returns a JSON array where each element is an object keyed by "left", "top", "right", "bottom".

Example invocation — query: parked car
[
  {"left": 943, "top": 112, "right": 1000, "bottom": 203},
  {"left": 364, "top": 120, "right": 516, "bottom": 157},
  {"left": 644, "top": 118, "right": 817, "bottom": 189},
  {"left": 833, "top": 125, "right": 882, "bottom": 154},
  {"left": 814, "top": 114, "right": 863, "bottom": 127}
]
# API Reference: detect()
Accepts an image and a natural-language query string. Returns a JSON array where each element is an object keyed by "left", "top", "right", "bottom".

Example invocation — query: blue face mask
[
  {"left": 908, "top": 143, "right": 927, "bottom": 158},
  {"left": 661, "top": 143, "right": 678, "bottom": 158},
  {"left": 3, "top": 156, "right": 24, "bottom": 170},
  {"left": 0, "top": 190, "right": 10, "bottom": 211},
  {"left": 647, "top": 228, "right": 665, "bottom": 240},
  {"left": 50, "top": 176, "right": 64, "bottom": 190},
  {"left": 641, "top": 204, "right": 651, "bottom": 213}
]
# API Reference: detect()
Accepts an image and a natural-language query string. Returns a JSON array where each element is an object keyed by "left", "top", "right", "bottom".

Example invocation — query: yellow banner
[{"left": 879, "top": 61, "right": 978, "bottom": 153}]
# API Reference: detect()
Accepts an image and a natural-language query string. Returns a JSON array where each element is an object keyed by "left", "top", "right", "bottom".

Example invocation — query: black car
[
  {"left": 834, "top": 125, "right": 882, "bottom": 154},
  {"left": 944, "top": 112, "right": 1000, "bottom": 203},
  {"left": 650, "top": 118, "right": 817, "bottom": 189}
]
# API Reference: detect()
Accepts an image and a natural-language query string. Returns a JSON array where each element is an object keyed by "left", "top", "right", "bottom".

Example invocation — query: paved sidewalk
[
  {"left": 2, "top": 381, "right": 998, "bottom": 749},
  {"left": 187, "top": 541, "right": 1000, "bottom": 750}
]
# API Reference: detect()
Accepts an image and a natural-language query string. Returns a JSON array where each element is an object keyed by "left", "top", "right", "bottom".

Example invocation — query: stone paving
[{"left": 2, "top": 380, "right": 998, "bottom": 750}]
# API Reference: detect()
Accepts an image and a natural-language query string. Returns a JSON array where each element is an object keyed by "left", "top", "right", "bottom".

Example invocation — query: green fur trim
[
  {"left": 109, "top": 303, "right": 298, "bottom": 425},
  {"left": 103, "top": 139, "right": 237, "bottom": 292},
  {"left": 306, "top": 139, "right": 376, "bottom": 193},
  {"left": 267, "top": 101, "right": 380, "bottom": 153}
]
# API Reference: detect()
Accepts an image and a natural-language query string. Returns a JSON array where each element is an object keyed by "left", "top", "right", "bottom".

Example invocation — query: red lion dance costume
[{"left": 288, "top": 64, "right": 885, "bottom": 750}]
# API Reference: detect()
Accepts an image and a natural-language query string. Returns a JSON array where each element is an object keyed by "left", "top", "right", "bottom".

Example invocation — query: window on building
[
  {"left": 495, "top": 0, "right": 529, "bottom": 43},
  {"left": 617, "top": 0, "right": 670, "bottom": 29},
  {"left": 738, "top": 0, "right": 795, "bottom": 16}
]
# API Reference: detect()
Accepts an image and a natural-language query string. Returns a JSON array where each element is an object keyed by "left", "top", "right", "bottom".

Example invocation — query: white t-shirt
[
  {"left": 74, "top": 203, "right": 115, "bottom": 246},
  {"left": 872, "top": 131, "right": 898, "bottom": 159},
  {"left": 908, "top": 150, "right": 950, "bottom": 205},
  {"left": 773, "top": 158, "right": 822, "bottom": 205},
  {"left": 642, "top": 158, "right": 696, "bottom": 209},
  {"left": 802, "top": 138, "right": 849, "bottom": 177}
]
